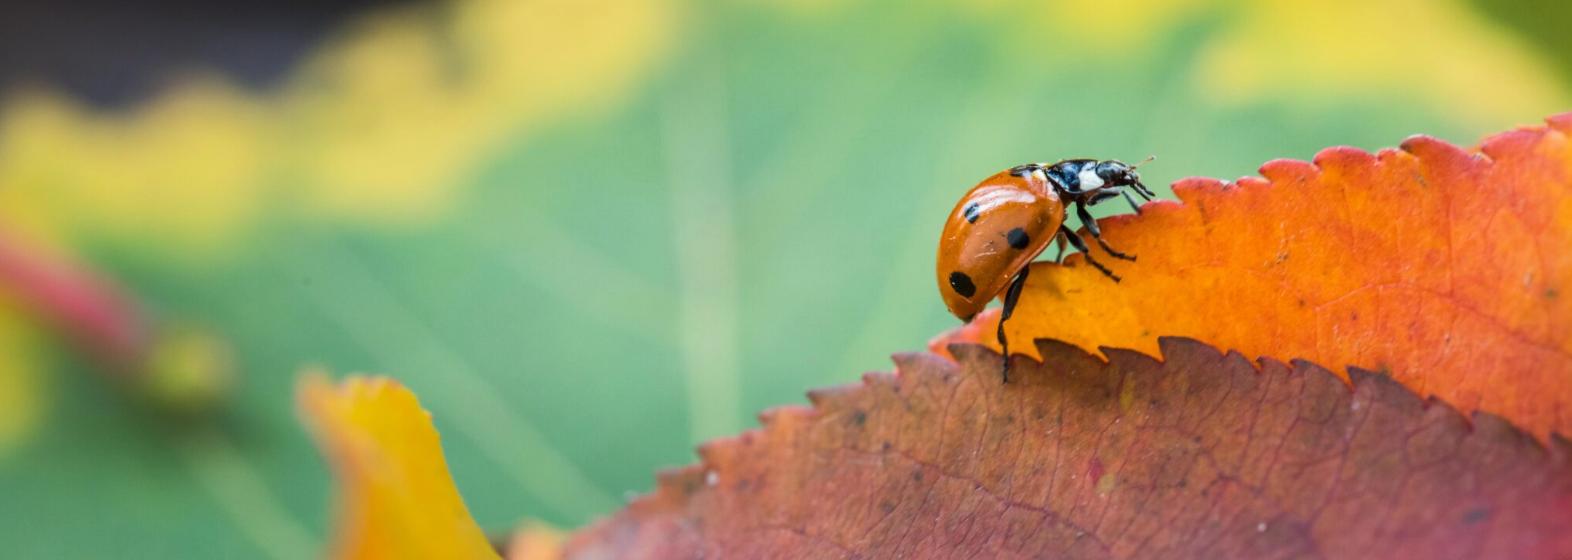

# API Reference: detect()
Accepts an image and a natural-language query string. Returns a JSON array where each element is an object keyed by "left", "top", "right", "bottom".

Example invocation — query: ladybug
[{"left": 936, "top": 157, "right": 1156, "bottom": 382}]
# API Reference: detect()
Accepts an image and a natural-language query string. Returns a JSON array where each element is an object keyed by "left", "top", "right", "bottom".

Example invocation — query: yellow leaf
[{"left": 298, "top": 372, "right": 498, "bottom": 560}]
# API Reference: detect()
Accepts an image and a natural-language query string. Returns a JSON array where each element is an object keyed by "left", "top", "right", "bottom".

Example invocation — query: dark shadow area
[{"left": 0, "top": 0, "right": 414, "bottom": 108}]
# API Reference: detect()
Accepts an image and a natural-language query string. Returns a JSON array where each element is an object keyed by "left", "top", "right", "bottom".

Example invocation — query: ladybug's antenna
[{"left": 1124, "top": 155, "right": 1160, "bottom": 204}]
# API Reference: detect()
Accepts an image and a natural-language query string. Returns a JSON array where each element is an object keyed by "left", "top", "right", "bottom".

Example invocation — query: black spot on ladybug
[
  {"left": 1007, "top": 227, "right": 1030, "bottom": 250},
  {"left": 949, "top": 271, "right": 977, "bottom": 298},
  {"left": 963, "top": 202, "right": 980, "bottom": 223}
]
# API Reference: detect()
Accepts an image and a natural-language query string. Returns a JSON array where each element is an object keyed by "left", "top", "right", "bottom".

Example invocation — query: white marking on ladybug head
[{"left": 1077, "top": 166, "right": 1104, "bottom": 190}]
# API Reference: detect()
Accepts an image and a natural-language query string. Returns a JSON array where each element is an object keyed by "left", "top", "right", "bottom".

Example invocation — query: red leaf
[{"left": 558, "top": 341, "right": 1572, "bottom": 558}]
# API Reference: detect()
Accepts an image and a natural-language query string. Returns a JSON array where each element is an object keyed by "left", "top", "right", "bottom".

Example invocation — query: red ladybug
[{"left": 936, "top": 158, "right": 1155, "bottom": 381}]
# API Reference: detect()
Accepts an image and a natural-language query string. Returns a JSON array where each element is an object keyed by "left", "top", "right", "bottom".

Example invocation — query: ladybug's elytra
[{"left": 936, "top": 158, "right": 1156, "bottom": 382}]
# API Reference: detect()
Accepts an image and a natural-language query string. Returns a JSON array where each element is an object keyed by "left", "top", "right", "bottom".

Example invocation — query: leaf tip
[
  {"left": 861, "top": 370, "right": 898, "bottom": 388},
  {"left": 1170, "top": 176, "right": 1232, "bottom": 202},
  {"left": 1258, "top": 157, "right": 1319, "bottom": 184},
  {"left": 1398, "top": 134, "right": 1472, "bottom": 162},
  {"left": 758, "top": 403, "right": 818, "bottom": 430},
  {"left": 1155, "top": 336, "right": 1227, "bottom": 366},
  {"left": 1311, "top": 145, "right": 1378, "bottom": 173},
  {"left": 1100, "top": 345, "right": 1162, "bottom": 372},
  {"left": 890, "top": 351, "right": 946, "bottom": 379},
  {"left": 803, "top": 386, "right": 840, "bottom": 407},
  {"left": 1031, "top": 337, "right": 1100, "bottom": 367}
]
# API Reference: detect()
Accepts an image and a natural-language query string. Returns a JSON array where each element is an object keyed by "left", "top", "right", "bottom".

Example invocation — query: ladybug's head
[
  {"left": 1092, "top": 159, "right": 1139, "bottom": 188},
  {"left": 1092, "top": 156, "right": 1157, "bottom": 199}
]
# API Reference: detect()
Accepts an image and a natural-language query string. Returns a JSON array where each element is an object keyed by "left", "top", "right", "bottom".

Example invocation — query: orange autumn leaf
[
  {"left": 935, "top": 113, "right": 1572, "bottom": 441},
  {"left": 560, "top": 340, "right": 1572, "bottom": 558},
  {"left": 297, "top": 373, "right": 499, "bottom": 560}
]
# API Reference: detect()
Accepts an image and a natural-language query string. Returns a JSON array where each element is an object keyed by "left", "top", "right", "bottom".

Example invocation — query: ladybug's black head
[
  {"left": 1093, "top": 156, "right": 1157, "bottom": 199},
  {"left": 1093, "top": 160, "right": 1139, "bottom": 188}
]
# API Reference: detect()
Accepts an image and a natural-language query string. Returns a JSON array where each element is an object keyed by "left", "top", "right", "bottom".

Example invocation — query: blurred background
[{"left": 0, "top": 0, "right": 1567, "bottom": 556}]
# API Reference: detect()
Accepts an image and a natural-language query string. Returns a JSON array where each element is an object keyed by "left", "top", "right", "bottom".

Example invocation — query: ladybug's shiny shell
[{"left": 935, "top": 168, "right": 1064, "bottom": 321}]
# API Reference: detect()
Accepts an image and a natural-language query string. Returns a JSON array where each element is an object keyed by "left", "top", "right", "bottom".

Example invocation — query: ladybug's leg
[
  {"left": 1121, "top": 189, "right": 1145, "bottom": 214},
  {"left": 1075, "top": 202, "right": 1136, "bottom": 261},
  {"left": 1059, "top": 225, "right": 1122, "bottom": 282},
  {"left": 1052, "top": 231, "right": 1068, "bottom": 263},
  {"left": 1133, "top": 180, "right": 1158, "bottom": 199},
  {"left": 997, "top": 264, "right": 1030, "bottom": 383}
]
